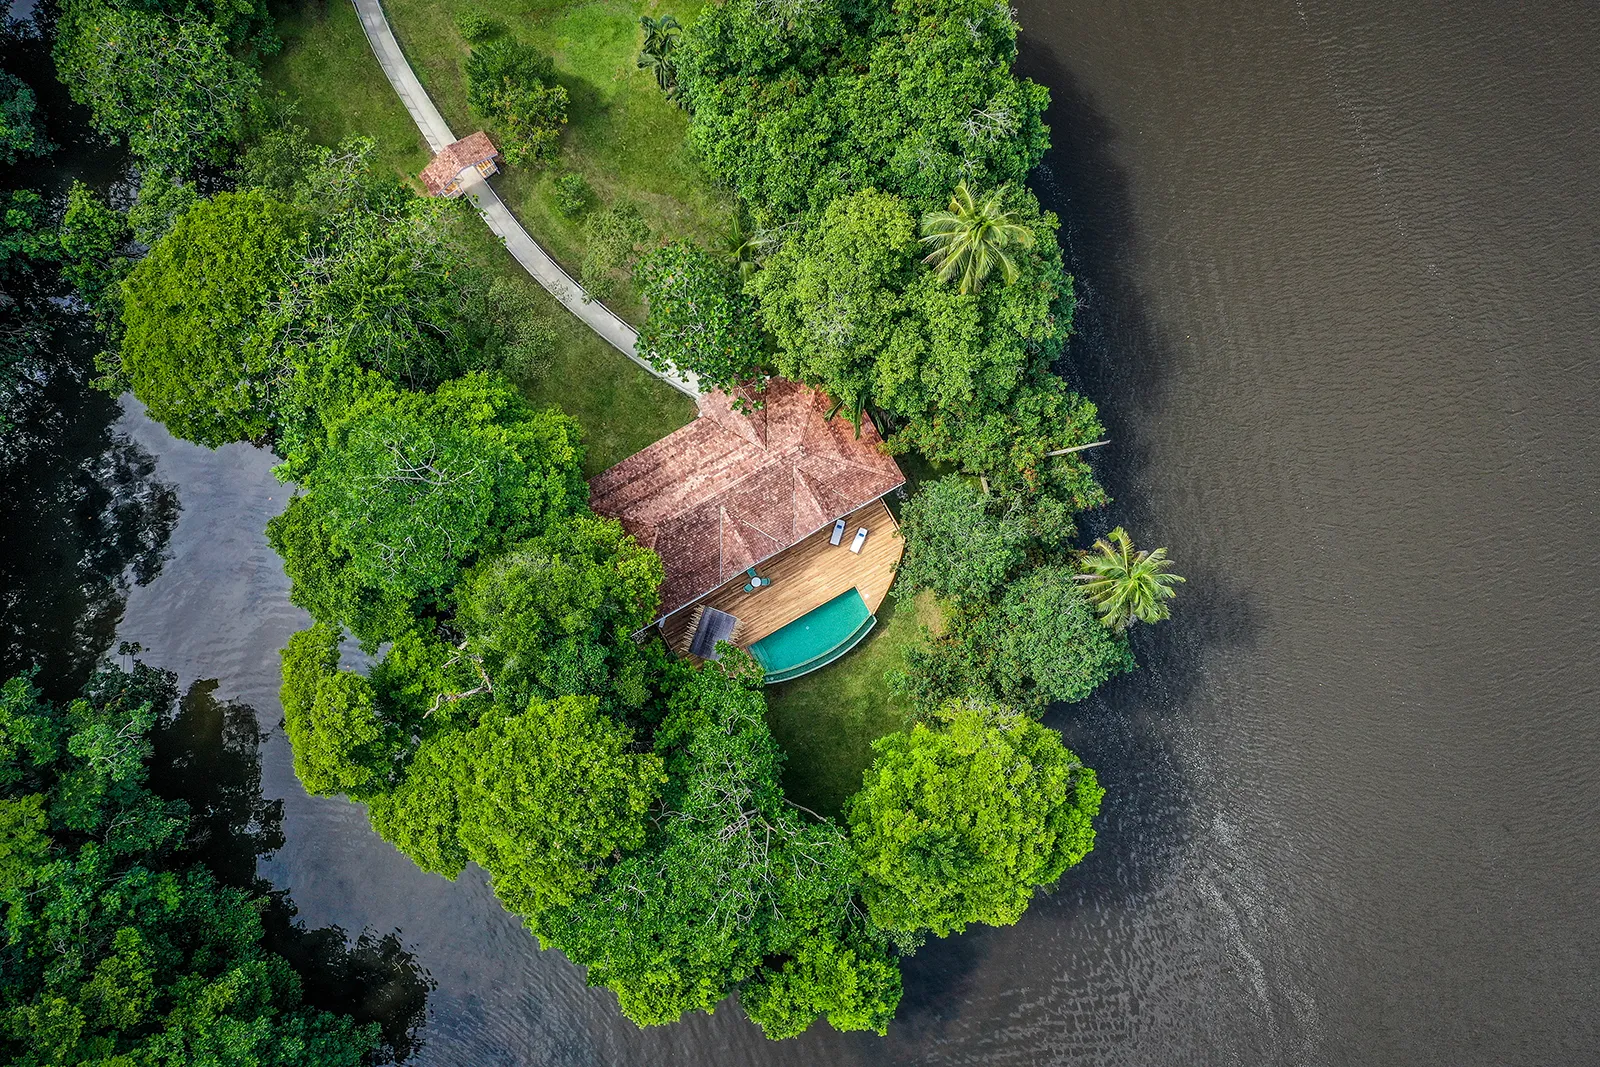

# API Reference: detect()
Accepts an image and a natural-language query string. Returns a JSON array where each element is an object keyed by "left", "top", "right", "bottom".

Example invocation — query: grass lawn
[
  {"left": 266, "top": 1, "right": 431, "bottom": 182},
  {"left": 764, "top": 590, "right": 942, "bottom": 819},
  {"left": 262, "top": 1, "right": 694, "bottom": 472},
  {"left": 378, "top": 0, "right": 736, "bottom": 323}
]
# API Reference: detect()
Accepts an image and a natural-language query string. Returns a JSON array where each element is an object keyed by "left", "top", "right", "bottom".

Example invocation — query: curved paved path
[{"left": 351, "top": 0, "right": 699, "bottom": 397}]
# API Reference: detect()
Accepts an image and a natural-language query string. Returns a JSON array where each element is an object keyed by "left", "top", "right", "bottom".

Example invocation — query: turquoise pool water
[{"left": 748, "top": 588, "right": 876, "bottom": 683}]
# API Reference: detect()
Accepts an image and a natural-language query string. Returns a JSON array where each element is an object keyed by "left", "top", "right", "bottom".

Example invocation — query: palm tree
[
  {"left": 918, "top": 181, "right": 1035, "bottom": 294},
  {"left": 722, "top": 213, "right": 773, "bottom": 280},
  {"left": 638, "top": 15, "right": 682, "bottom": 95},
  {"left": 1074, "top": 527, "right": 1185, "bottom": 633}
]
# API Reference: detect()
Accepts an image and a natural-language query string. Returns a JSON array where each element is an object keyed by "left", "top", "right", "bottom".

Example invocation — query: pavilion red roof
[
  {"left": 588, "top": 380, "right": 905, "bottom": 621},
  {"left": 420, "top": 132, "right": 499, "bottom": 195}
]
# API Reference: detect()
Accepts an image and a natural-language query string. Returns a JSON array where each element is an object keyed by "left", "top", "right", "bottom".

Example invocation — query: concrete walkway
[{"left": 350, "top": 0, "right": 699, "bottom": 397}]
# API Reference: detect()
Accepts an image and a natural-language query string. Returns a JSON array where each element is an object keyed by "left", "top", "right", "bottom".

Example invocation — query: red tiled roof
[
  {"left": 420, "top": 132, "right": 499, "bottom": 195},
  {"left": 589, "top": 380, "right": 905, "bottom": 620}
]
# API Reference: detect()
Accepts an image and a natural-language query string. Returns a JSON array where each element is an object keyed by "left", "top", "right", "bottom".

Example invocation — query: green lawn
[
  {"left": 378, "top": 0, "right": 736, "bottom": 323},
  {"left": 262, "top": 1, "right": 694, "bottom": 472},
  {"left": 764, "top": 590, "right": 941, "bottom": 819},
  {"left": 266, "top": 2, "right": 431, "bottom": 183}
]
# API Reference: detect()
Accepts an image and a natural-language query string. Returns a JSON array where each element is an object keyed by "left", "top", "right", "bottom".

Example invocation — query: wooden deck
[{"left": 659, "top": 499, "right": 903, "bottom": 652}]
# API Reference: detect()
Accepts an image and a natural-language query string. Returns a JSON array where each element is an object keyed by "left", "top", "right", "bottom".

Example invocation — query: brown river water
[{"left": 6, "top": 0, "right": 1599, "bottom": 1062}]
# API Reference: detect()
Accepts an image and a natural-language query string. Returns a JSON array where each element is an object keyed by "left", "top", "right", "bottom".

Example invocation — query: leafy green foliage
[
  {"left": 465, "top": 38, "right": 567, "bottom": 166},
  {"left": 580, "top": 201, "right": 650, "bottom": 300},
  {"left": 0, "top": 189, "right": 56, "bottom": 282},
  {"left": 551, "top": 171, "right": 592, "bottom": 217},
  {"left": 542, "top": 656, "right": 901, "bottom": 1035},
  {"left": 895, "top": 474, "right": 1026, "bottom": 604},
  {"left": 637, "top": 14, "right": 682, "bottom": 98},
  {"left": 451, "top": 695, "right": 664, "bottom": 922},
  {"left": 128, "top": 170, "right": 199, "bottom": 245},
  {"left": 290, "top": 373, "right": 585, "bottom": 610},
  {"left": 1075, "top": 526, "right": 1185, "bottom": 632},
  {"left": 57, "top": 182, "right": 131, "bottom": 319},
  {"left": 899, "top": 565, "right": 1134, "bottom": 711},
  {"left": 457, "top": 512, "right": 663, "bottom": 714},
  {"left": 279, "top": 624, "right": 395, "bottom": 799},
  {"left": 0, "top": 68, "right": 48, "bottom": 163},
  {"left": 635, "top": 239, "right": 763, "bottom": 392},
  {"left": 118, "top": 189, "right": 306, "bottom": 447},
  {"left": 453, "top": 5, "right": 499, "bottom": 42},
  {"left": 750, "top": 185, "right": 1105, "bottom": 495},
  {"left": 53, "top": 0, "right": 259, "bottom": 174},
  {"left": 848, "top": 700, "right": 1103, "bottom": 936},
  {"left": 676, "top": 0, "right": 1048, "bottom": 223},
  {"left": 265, "top": 496, "right": 418, "bottom": 648},
  {"left": 0, "top": 664, "right": 383, "bottom": 1066}
]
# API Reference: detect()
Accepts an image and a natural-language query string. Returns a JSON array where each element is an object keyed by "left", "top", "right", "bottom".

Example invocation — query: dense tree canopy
[
  {"left": 0, "top": 68, "right": 46, "bottom": 163},
  {"left": 635, "top": 239, "right": 764, "bottom": 393},
  {"left": 848, "top": 700, "right": 1104, "bottom": 936},
  {"left": 456, "top": 512, "right": 664, "bottom": 714},
  {"left": 450, "top": 695, "right": 664, "bottom": 921},
  {"left": 676, "top": 0, "right": 1049, "bottom": 223},
  {"left": 53, "top": 0, "right": 259, "bottom": 174},
  {"left": 895, "top": 474, "right": 1027, "bottom": 604},
  {"left": 749, "top": 185, "right": 1105, "bottom": 496},
  {"left": 293, "top": 373, "right": 584, "bottom": 609},
  {"left": 542, "top": 655, "right": 902, "bottom": 1036},
  {"left": 0, "top": 665, "right": 383, "bottom": 1066},
  {"left": 118, "top": 190, "right": 305, "bottom": 447},
  {"left": 899, "top": 565, "right": 1133, "bottom": 711}
]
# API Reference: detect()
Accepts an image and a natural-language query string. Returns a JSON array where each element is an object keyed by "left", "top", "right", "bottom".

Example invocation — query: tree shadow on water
[
  {"left": 149, "top": 678, "right": 436, "bottom": 1063},
  {"left": 1004, "top": 38, "right": 1268, "bottom": 931}
]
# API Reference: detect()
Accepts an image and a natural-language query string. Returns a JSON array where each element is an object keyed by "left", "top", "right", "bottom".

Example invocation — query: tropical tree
[
  {"left": 456, "top": 512, "right": 665, "bottom": 714},
  {"left": 896, "top": 474, "right": 1027, "bottom": 604},
  {"left": 0, "top": 69, "right": 48, "bottom": 164},
  {"left": 847, "top": 700, "right": 1104, "bottom": 937},
  {"left": 1074, "top": 526, "right": 1185, "bottom": 632},
  {"left": 290, "top": 373, "right": 585, "bottom": 610},
  {"left": 919, "top": 181, "right": 1035, "bottom": 294},
  {"left": 116, "top": 189, "right": 307, "bottom": 447},
  {"left": 635, "top": 238, "right": 764, "bottom": 392},
  {"left": 52, "top": 0, "right": 259, "bottom": 174},
  {"left": 722, "top": 212, "right": 772, "bottom": 281},
  {"left": 637, "top": 15, "right": 682, "bottom": 96},
  {"left": 541, "top": 654, "right": 901, "bottom": 1035},
  {"left": 0, "top": 665, "right": 385, "bottom": 1067}
]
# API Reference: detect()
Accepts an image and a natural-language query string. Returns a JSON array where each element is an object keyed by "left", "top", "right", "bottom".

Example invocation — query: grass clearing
[
  {"left": 378, "top": 0, "right": 736, "bottom": 322},
  {"left": 764, "top": 590, "right": 942, "bottom": 819},
  {"left": 262, "top": 1, "right": 694, "bottom": 473},
  {"left": 265, "top": 2, "right": 431, "bottom": 182}
]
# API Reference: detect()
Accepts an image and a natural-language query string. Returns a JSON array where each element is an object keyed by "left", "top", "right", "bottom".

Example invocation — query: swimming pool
[{"left": 748, "top": 588, "right": 877, "bottom": 683}]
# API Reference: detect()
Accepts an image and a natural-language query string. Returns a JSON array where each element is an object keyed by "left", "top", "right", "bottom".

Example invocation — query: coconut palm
[
  {"left": 1073, "top": 527, "right": 1185, "bottom": 633},
  {"left": 918, "top": 181, "right": 1035, "bottom": 294},
  {"left": 638, "top": 15, "right": 682, "bottom": 95}
]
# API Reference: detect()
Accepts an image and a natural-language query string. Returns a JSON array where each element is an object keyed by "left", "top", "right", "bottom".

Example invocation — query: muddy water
[{"left": 10, "top": 0, "right": 1600, "bottom": 1062}]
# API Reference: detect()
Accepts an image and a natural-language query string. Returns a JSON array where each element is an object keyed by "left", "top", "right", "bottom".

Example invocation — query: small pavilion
[{"left": 420, "top": 132, "right": 501, "bottom": 197}]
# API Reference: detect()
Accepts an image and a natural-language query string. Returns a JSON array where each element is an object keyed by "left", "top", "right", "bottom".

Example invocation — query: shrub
[
  {"left": 453, "top": 6, "right": 498, "bottom": 42},
  {"left": 552, "top": 171, "right": 591, "bottom": 217}
]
